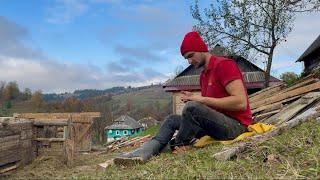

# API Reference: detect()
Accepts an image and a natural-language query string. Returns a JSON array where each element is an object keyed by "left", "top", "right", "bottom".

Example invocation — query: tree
[
  {"left": 21, "top": 88, "right": 32, "bottom": 101},
  {"left": 62, "top": 97, "right": 83, "bottom": 112},
  {"left": 0, "top": 81, "right": 5, "bottom": 101},
  {"left": 31, "top": 90, "right": 44, "bottom": 108},
  {"left": 280, "top": 71, "right": 299, "bottom": 86},
  {"left": 2, "top": 81, "right": 20, "bottom": 100},
  {"left": 191, "top": 0, "right": 320, "bottom": 87}
]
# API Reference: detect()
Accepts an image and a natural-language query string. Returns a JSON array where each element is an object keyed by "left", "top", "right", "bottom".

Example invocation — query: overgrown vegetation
[
  {"left": 11, "top": 119, "right": 320, "bottom": 179},
  {"left": 280, "top": 72, "right": 299, "bottom": 87}
]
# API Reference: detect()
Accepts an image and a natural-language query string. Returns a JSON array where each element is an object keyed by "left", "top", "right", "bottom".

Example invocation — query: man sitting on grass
[{"left": 114, "top": 31, "right": 252, "bottom": 166}]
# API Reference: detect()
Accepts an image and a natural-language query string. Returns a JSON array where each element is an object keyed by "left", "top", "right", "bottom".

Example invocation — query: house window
[
  {"left": 123, "top": 130, "right": 128, "bottom": 135},
  {"left": 108, "top": 130, "right": 112, "bottom": 134},
  {"left": 115, "top": 130, "right": 120, "bottom": 135}
]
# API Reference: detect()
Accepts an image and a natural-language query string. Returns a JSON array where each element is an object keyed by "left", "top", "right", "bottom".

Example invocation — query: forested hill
[{"left": 43, "top": 84, "right": 163, "bottom": 102}]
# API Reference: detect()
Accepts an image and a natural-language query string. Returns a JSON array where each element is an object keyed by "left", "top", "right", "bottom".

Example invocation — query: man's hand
[{"left": 180, "top": 91, "right": 204, "bottom": 103}]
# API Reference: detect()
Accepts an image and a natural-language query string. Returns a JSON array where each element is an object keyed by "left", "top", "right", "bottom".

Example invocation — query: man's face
[{"left": 183, "top": 51, "right": 205, "bottom": 69}]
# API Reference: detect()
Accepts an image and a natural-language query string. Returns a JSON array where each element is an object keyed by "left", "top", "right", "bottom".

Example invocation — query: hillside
[
  {"left": 0, "top": 85, "right": 171, "bottom": 117},
  {"left": 10, "top": 119, "right": 320, "bottom": 179}
]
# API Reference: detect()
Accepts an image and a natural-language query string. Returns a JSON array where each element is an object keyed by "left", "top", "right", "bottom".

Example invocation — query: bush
[
  {"left": 280, "top": 72, "right": 299, "bottom": 86},
  {"left": 4, "top": 100, "right": 12, "bottom": 109}
]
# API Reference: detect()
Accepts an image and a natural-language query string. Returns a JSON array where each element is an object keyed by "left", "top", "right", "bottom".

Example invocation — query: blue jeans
[{"left": 154, "top": 101, "right": 247, "bottom": 148}]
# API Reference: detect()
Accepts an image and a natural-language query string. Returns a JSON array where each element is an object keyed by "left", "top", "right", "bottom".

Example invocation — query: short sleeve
[{"left": 216, "top": 60, "right": 242, "bottom": 87}]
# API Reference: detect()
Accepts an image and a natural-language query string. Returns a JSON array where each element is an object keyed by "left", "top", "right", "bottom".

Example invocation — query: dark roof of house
[
  {"left": 297, "top": 35, "right": 320, "bottom": 62},
  {"left": 163, "top": 55, "right": 280, "bottom": 89},
  {"left": 105, "top": 115, "right": 142, "bottom": 130}
]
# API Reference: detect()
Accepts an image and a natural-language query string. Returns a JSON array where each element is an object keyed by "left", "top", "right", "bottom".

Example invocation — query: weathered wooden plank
[
  {"left": 16, "top": 112, "right": 101, "bottom": 120},
  {"left": 64, "top": 139, "right": 74, "bottom": 167},
  {"left": 35, "top": 138, "right": 65, "bottom": 142},
  {"left": 251, "top": 81, "right": 320, "bottom": 109},
  {"left": 254, "top": 109, "right": 281, "bottom": 122},
  {"left": 249, "top": 83, "right": 283, "bottom": 98},
  {"left": 0, "top": 149, "right": 21, "bottom": 166},
  {"left": 250, "top": 78, "right": 317, "bottom": 105},
  {"left": 249, "top": 85, "right": 283, "bottom": 103},
  {"left": 0, "top": 135, "right": 20, "bottom": 143},
  {"left": 262, "top": 92, "right": 320, "bottom": 125},
  {"left": 97, "top": 159, "right": 114, "bottom": 171},
  {"left": 0, "top": 141, "right": 20, "bottom": 151},
  {"left": 282, "top": 78, "right": 318, "bottom": 93},
  {"left": 0, "top": 164, "right": 17, "bottom": 174},
  {"left": 0, "top": 145, "right": 20, "bottom": 158},
  {"left": 251, "top": 96, "right": 301, "bottom": 114},
  {"left": 33, "top": 119, "right": 69, "bottom": 126}
]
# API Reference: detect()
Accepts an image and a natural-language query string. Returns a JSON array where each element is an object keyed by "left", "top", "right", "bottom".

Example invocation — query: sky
[{"left": 0, "top": 0, "right": 319, "bottom": 93}]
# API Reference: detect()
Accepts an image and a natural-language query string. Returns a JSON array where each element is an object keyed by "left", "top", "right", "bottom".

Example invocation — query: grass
[
  {"left": 10, "top": 119, "right": 320, "bottom": 179},
  {"left": 131, "top": 124, "right": 161, "bottom": 138}
]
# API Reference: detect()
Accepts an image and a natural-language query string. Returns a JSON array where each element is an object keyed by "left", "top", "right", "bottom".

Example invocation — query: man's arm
[{"left": 181, "top": 79, "right": 248, "bottom": 111}]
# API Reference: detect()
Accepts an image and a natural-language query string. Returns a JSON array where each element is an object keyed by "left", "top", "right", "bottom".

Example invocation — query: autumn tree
[
  {"left": 191, "top": 0, "right": 320, "bottom": 87},
  {"left": 2, "top": 81, "right": 20, "bottom": 100},
  {"left": 62, "top": 97, "right": 83, "bottom": 112},
  {"left": 31, "top": 90, "right": 44, "bottom": 108}
]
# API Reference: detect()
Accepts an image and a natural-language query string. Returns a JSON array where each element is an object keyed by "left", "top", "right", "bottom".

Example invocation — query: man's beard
[{"left": 195, "top": 59, "right": 205, "bottom": 69}]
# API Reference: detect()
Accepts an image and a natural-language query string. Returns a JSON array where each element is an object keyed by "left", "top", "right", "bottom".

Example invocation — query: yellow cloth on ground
[{"left": 193, "top": 122, "right": 275, "bottom": 148}]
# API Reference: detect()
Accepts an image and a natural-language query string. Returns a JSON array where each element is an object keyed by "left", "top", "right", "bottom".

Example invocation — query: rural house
[
  {"left": 296, "top": 35, "right": 320, "bottom": 75},
  {"left": 163, "top": 45, "right": 281, "bottom": 114},
  {"left": 138, "top": 116, "right": 160, "bottom": 129},
  {"left": 105, "top": 115, "right": 143, "bottom": 142}
]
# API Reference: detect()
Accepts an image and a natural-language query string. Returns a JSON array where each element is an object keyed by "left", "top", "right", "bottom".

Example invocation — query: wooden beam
[
  {"left": 35, "top": 138, "right": 65, "bottom": 142},
  {"left": 251, "top": 81, "right": 320, "bottom": 109},
  {"left": 254, "top": 109, "right": 281, "bottom": 122},
  {"left": 0, "top": 164, "right": 17, "bottom": 174},
  {"left": 33, "top": 119, "right": 69, "bottom": 126}
]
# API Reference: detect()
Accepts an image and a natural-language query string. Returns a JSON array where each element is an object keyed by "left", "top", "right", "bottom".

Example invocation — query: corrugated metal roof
[
  {"left": 297, "top": 35, "right": 320, "bottom": 62},
  {"left": 164, "top": 72, "right": 279, "bottom": 87},
  {"left": 105, "top": 115, "right": 142, "bottom": 130}
]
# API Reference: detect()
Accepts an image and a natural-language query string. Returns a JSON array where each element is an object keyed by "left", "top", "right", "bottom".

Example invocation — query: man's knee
[
  {"left": 182, "top": 101, "right": 203, "bottom": 115},
  {"left": 163, "top": 114, "right": 180, "bottom": 128}
]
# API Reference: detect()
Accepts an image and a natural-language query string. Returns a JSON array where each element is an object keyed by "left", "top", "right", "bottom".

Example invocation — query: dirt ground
[{"left": 7, "top": 151, "right": 116, "bottom": 179}]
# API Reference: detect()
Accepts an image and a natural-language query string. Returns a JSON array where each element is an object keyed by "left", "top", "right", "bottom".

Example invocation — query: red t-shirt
[{"left": 200, "top": 56, "right": 253, "bottom": 126}]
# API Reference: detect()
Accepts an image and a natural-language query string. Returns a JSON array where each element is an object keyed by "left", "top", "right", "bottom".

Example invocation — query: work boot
[{"left": 113, "top": 139, "right": 161, "bottom": 166}]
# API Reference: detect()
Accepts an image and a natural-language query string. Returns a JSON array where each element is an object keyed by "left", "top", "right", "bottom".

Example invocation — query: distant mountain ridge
[{"left": 43, "top": 84, "right": 163, "bottom": 102}]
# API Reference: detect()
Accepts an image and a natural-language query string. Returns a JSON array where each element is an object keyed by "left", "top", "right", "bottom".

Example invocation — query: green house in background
[{"left": 105, "top": 115, "right": 143, "bottom": 142}]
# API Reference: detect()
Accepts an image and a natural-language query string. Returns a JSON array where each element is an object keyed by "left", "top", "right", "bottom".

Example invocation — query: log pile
[
  {"left": 213, "top": 74, "right": 320, "bottom": 160},
  {"left": 95, "top": 135, "right": 152, "bottom": 155}
]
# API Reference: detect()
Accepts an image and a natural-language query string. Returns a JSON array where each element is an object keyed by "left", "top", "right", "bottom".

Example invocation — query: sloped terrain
[{"left": 8, "top": 119, "right": 320, "bottom": 179}]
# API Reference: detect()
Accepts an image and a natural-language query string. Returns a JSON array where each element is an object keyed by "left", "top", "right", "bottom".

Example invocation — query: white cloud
[
  {"left": 272, "top": 12, "right": 320, "bottom": 76},
  {"left": 45, "top": 0, "right": 88, "bottom": 24},
  {"left": 0, "top": 55, "right": 168, "bottom": 93}
]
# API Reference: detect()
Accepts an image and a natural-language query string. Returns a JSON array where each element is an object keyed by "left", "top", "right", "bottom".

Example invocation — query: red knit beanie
[{"left": 180, "top": 31, "right": 208, "bottom": 56}]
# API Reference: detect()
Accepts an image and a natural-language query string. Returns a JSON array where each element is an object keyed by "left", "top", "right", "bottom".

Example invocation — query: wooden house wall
[
  {"left": 304, "top": 50, "right": 320, "bottom": 74},
  {"left": 0, "top": 118, "right": 34, "bottom": 167},
  {"left": 173, "top": 91, "right": 201, "bottom": 115}
]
